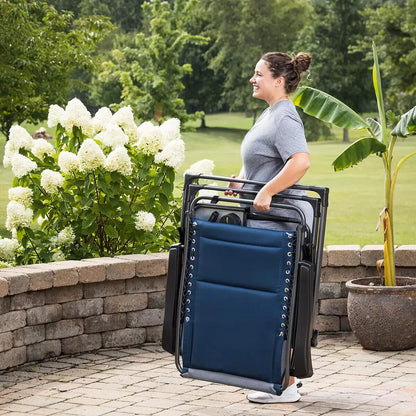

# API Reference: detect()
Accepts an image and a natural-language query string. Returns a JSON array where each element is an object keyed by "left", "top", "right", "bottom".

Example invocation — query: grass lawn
[{"left": 1, "top": 112, "right": 415, "bottom": 247}]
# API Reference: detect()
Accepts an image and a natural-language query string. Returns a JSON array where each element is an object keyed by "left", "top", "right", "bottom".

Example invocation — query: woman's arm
[{"left": 253, "top": 152, "right": 311, "bottom": 211}]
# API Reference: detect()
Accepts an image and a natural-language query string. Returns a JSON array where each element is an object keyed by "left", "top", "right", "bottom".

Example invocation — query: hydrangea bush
[{"left": 1, "top": 98, "right": 190, "bottom": 265}]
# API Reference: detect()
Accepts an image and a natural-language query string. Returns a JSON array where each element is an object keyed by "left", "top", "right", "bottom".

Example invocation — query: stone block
[
  {"left": 27, "top": 340, "right": 61, "bottom": 362},
  {"left": 0, "top": 270, "right": 29, "bottom": 295},
  {"left": 136, "top": 253, "right": 168, "bottom": 277},
  {"left": 62, "top": 298, "right": 103, "bottom": 319},
  {"left": 45, "top": 285, "right": 83, "bottom": 304},
  {"left": 102, "top": 328, "right": 146, "bottom": 348},
  {"left": 104, "top": 294, "right": 147, "bottom": 314},
  {"left": 19, "top": 265, "right": 54, "bottom": 291},
  {"left": 146, "top": 325, "right": 163, "bottom": 343},
  {"left": 13, "top": 325, "right": 45, "bottom": 347},
  {"left": 0, "top": 311, "right": 26, "bottom": 333},
  {"left": 84, "top": 314, "right": 126, "bottom": 334},
  {"left": 0, "top": 297, "right": 10, "bottom": 315},
  {"left": 11, "top": 292, "right": 45, "bottom": 310},
  {"left": 77, "top": 262, "right": 106, "bottom": 284},
  {"left": 49, "top": 261, "right": 80, "bottom": 287},
  {"left": 319, "top": 298, "right": 348, "bottom": 316},
  {"left": 0, "top": 278, "right": 8, "bottom": 297},
  {"left": 396, "top": 267, "right": 416, "bottom": 278},
  {"left": 127, "top": 308, "right": 164, "bottom": 327},
  {"left": 46, "top": 319, "right": 83, "bottom": 339},
  {"left": 26, "top": 304, "right": 62, "bottom": 325},
  {"left": 61, "top": 334, "right": 102, "bottom": 355},
  {"left": 83, "top": 280, "right": 125, "bottom": 299},
  {"left": 361, "top": 245, "right": 384, "bottom": 266},
  {"left": 315, "top": 315, "right": 340, "bottom": 333},
  {"left": 82, "top": 257, "right": 135, "bottom": 281},
  {"left": 340, "top": 316, "right": 351, "bottom": 331},
  {"left": 321, "top": 266, "right": 367, "bottom": 283},
  {"left": 0, "top": 346, "right": 26, "bottom": 370},
  {"left": 326, "top": 245, "right": 361, "bottom": 267},
  {"left": 318, "top": 282, "right": 344, "bottom": 299},
  {"left": 321, "top": 248, "right": 328, "bottom": 267},
  {"left": 0, "top": 332, "right": 13, "bottom": 352},
  {"left": 395, "top": 245, "right": 416, "bottom": 267},
  {"left": 126, "top": 276, "right": 167, "bottom": 294},
  {"left": 148, "top": 291, "right": 165, "bottom": 309}
]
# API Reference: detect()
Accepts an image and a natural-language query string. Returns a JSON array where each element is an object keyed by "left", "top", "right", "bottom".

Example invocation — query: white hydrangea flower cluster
[
  {"left": 112, "top": 106, "right": 138, "bottom": 143},
  {"left": 91, "top": 107, "right": 113, "bottom": 133},
  {"left": 40, "top": 169, "right": 65, "bottom": 194},
  {"left": 6, "top": 201, "right": 33, "bottom": 230},
  {"left": 186, "top": 159, "right": 215, "bottom": 176},
  {"left": 10, "top": 154, "right": 38, "bottom": 178},
  {"left": 95, "top": 124, "right": 129, "bottom": 149},
  {"left": 7, "top": 125, "right": 34, "bottom": 153},
  {"left": 47, "top": 104, "right": 66, "bottom": 128},
  {"left": 3, "top": 126, "right": 38, "bottom": 175},
  {"left": 8, "top": 187, "right": 33, "bottom": 207},
  {"left": 32, "top": 138, "right": 55, "bottom": 161},
  {"left": 136, "top": 122, "right": 163, "bottom": 155},
  {"left": 160, "top": 118, "right": 181, "bottom": 145},
  {"left": 52, "top": 250, "right": 66, "bottom": 262},
  {"left": 77, "top": 139, "right": 106, "bottom": 171},
  {"left": 63, "top": 98, "right": 93, "bottom": 135},
  {"left": 0, "top": 238, "right": 19, "bottom": 261},
  {"left": 134, "top": 211, "right": 156, "bottom": 232},
  {"left": 51, "top": 226, "right": 75, "bottom": 248},
  {"left": 104, "top": 146, "right": 133, "bottom": 176},
  {"left": 154, "top": 139, "right": 186, "bottom": 170},
  {"left": 58, "top": 151, "right": 79, "bottom": 175}
]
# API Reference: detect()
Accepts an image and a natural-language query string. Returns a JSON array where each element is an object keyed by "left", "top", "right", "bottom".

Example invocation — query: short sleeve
[{"left": 273, "top": 115, "right": 309, "bottom": 164}]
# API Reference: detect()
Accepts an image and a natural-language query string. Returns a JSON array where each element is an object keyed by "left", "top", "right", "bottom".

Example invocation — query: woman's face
[{"left": 250, "top": 59, "right": 282, "bottom": 104}]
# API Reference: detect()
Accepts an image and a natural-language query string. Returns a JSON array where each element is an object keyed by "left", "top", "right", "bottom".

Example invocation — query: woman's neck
[{"left": 268, "top": 95, "right": 289, "bottom": 107}]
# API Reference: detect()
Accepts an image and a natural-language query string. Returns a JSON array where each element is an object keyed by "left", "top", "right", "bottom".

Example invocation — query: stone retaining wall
[
  {"left": 0, "top": 245, "right": 415, "bottom": 371},
  {"left": 0, "top": 254, "right": 168, "bottom": 370}
]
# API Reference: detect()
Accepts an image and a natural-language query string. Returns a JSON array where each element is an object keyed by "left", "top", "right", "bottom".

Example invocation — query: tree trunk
[
  {"left": 200, "top": 115, "right": 206, "bottom": 129},
  {"left": 343, "top": 128, "right": 349, "bottom": 142}
]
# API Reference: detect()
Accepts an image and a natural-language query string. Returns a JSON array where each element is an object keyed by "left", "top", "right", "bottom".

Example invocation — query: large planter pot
[{"left": 346, "top": 277, "right": 416, "bottom": 351}]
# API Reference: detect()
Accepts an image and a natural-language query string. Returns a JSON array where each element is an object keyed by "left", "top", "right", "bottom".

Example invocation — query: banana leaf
[
  {"left": 391, "top": 106, "right": 416, "bottom": 137},
  {"left": 332, "top": 137, "right": 387, "bottom": 171},
  {"left": 366, "top": 117, "right": 382, "bottom": 142},
  {"left": 291, "top": 86, "right": 370, "bottom": 130}
]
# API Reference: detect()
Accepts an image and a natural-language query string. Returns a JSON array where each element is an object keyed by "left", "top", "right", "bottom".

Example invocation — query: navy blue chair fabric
[{"left": 181, "top": 218, "right": 295, "bottom": 391}]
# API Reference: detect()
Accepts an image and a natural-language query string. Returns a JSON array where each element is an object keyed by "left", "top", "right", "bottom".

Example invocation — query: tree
[
  {"left": 97, "top": 0, "right": 208, "bottom": 125},
  {"left": 202, "top": 0, "right": 312, "bottom": 118},
  {"left": 295, "top": 0, "right": 375, "bottom": 142},
  {"left": 0, "top": 0, "right": 113, "bottom": 137},
  {"left": 353, "top": 0, "right": 416, "bottom": 114}
]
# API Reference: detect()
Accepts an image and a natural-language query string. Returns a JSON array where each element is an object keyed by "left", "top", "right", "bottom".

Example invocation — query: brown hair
[{"left": 261, "top": 52, "right": 312, "bottom": 93}]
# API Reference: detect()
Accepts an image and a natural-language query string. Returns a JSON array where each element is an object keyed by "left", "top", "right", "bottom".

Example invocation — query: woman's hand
[
  {"left": 253, "top": 187, "right": 273, "bottom": 211},
  {"left": 225, "top": 174, "right": 243, "bottom": 196}
]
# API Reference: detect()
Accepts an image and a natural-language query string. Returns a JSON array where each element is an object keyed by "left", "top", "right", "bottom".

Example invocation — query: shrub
[{"left": 1, "top": 98, "right": 186, "bottom": 265}]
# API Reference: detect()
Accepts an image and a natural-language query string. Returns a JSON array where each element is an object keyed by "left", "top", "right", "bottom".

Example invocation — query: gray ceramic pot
[{"left": 346, "top": 277, "right": 416, "bottom": 351}]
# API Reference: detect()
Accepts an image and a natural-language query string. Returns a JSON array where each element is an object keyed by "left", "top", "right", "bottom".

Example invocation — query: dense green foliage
[{"left": 0, "top": 0, "right": 113, "bottom": 137}]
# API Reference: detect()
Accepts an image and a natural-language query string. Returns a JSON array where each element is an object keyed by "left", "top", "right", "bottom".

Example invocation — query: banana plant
[{"left": 291, "top": 43, "right": 416, "bottom": 286}]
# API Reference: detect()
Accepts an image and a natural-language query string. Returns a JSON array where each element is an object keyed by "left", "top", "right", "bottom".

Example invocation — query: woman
[{"left": 227, "top": 51, "right": 312, "bottom": 403}]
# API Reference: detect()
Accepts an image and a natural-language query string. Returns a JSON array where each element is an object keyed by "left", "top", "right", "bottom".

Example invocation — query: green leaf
[
  {"left": 291, "top": 86, "right": 369, "bottom": 130},
  {"left": 104, "top": 224, "right": 118, "bottom": 238},
  {"left": 366, "top": 118, "right": 382, "bottom": 142},
  {"left": 391, "top": 106, "right": 416, "bottom": 137},
  {"left": 332, "top": 137, "right": 387, "bottom": 171}
]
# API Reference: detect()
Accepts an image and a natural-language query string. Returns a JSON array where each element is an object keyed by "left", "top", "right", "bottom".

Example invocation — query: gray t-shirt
[{"left": 240, "top": 99, "right": 313, "bottom": 231}]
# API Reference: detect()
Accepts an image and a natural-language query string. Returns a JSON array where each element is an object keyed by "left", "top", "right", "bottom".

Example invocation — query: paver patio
[{"left": 0, "top": 333, "right": 414, "bottom": 415}]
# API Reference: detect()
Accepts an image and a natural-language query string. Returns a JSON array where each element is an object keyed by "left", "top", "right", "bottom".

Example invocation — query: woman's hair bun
[{"left": 292, "top": 52, "right": 312, "bottom": 74}]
